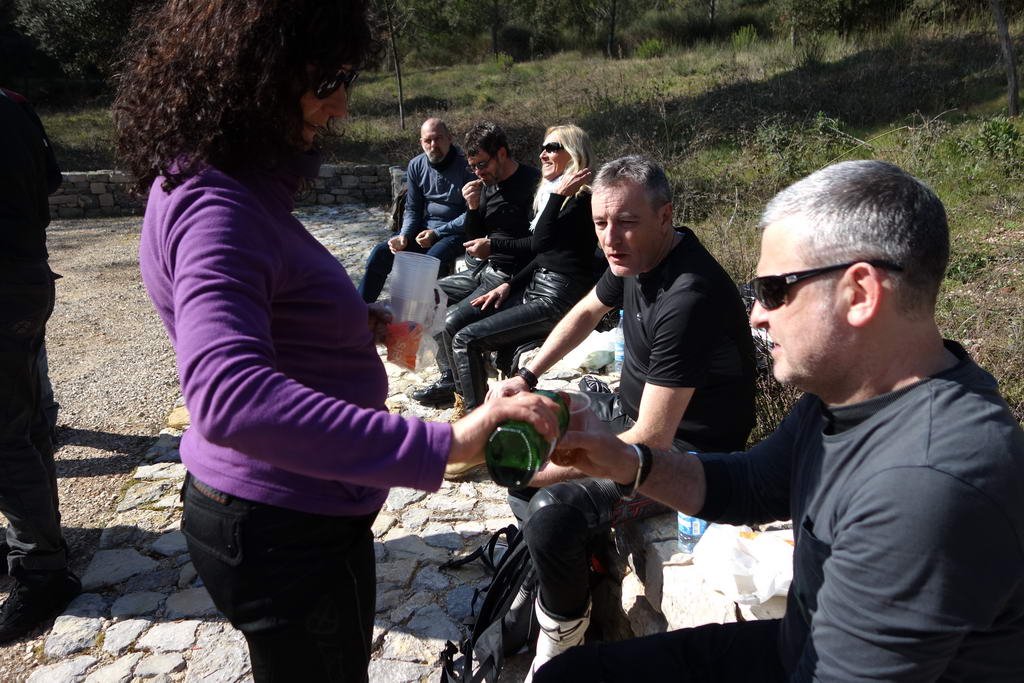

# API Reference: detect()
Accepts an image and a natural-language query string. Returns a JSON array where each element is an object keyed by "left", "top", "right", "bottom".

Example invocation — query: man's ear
[
  {"left": 496, "top": 147, "right": 508, "bottom": 163},
  {"left": 658, "top": 202, "right": 673, "bottom": 230},
  {"left": 843, "top": 263, "right": 885, "bottom": 328}
]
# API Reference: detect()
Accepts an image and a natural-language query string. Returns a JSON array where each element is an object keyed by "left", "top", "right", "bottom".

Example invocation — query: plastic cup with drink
[{"left": 484, "top": 389, "right": 591, "bottom": 488}]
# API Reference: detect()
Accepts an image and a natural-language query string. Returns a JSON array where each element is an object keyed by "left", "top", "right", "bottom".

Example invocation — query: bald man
[{"left": 357, "top": 118, "right": 474, "bottom": 303}]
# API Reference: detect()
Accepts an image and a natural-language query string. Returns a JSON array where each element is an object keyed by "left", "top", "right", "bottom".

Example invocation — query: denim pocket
[{"left": 181, "top": 482, "right": 245, "bottom": 567}]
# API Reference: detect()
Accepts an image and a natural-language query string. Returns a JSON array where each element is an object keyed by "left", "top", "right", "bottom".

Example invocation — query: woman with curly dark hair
[{"left": 114, "top": 1, "right": 560, "bottom": 680}]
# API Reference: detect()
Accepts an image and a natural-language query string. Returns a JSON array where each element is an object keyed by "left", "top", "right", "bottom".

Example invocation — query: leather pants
[
  {"left": 434, "top": 261, "right": 510, "bottom": 375},
  {"left": 445, "top": 269, "right": 589, "bottom": 408}
]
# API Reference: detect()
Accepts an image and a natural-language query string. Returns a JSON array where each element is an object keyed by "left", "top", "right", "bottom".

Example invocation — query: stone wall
[{"left": 48, "top": 164, "right": 398, "bottom": 219}]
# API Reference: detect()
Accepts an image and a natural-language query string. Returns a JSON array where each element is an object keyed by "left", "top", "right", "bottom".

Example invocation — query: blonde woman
[{"left": 443, "top": 124, "right": 599, "bottom": 419}]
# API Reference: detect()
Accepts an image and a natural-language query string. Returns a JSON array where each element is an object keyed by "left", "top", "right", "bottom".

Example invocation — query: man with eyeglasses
[
  {"left": 413, "top": 120, "right": 540, "bottom": 408},
  {"left": 357, "top": 118, "right": 474, "bottom": 302},
  {"left": 536, "top": 160, "right": 1024, "bottom": 682}
]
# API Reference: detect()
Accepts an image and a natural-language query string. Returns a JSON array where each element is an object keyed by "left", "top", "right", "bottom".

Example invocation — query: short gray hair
[
  {"left": 761, "top": 160, "right": 949, "bottom": 314},
  {"left": 593, "top": 156, "right": 672, "bottom": 209}
]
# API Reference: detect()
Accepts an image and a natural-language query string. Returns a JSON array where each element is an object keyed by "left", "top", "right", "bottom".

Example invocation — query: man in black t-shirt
[
  {"left": 413, "top": 121, "right": 540, "bottom": 408},
  {"left": 487, "top": 156, "right": 755, "bottom": 680}
]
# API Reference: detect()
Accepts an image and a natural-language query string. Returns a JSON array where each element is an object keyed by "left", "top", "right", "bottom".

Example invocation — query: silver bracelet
[{"left": 622, "top": 444, "right": 645, "bottom": 500}]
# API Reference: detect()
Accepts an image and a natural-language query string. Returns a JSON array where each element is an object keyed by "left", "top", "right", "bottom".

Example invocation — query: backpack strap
[{"left": 439, "top": 524, "right": 517, "bottom": 574}]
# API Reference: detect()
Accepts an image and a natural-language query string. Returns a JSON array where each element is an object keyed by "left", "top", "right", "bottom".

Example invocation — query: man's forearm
[
  {"left": 637, "top": 448, "right": 707, "bottom": 516},
  {"left": 525, "top": 299, "right": 606, "bottom": 377}
]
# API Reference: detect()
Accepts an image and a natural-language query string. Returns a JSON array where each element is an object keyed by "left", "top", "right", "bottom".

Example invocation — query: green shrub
[
  {"left": 635, "top": 38, "right": 667, "bottom": 60},
  {"left": 495, "top": 52, "right": 516, "bottom": 73},
  {"left": 731, "top": 25, "right": 758, "bottom": 51},
  {"left": 972, "top": 118, "right": 1022, "bottom": 163}
]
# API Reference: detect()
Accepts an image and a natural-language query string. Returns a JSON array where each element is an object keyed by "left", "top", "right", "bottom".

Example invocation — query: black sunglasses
[
  {"left": 540, "top": 141, "right": 564, "bottom": 153},
  {"left": 749, "top": 260, "right": 904, "bottom": 310},
  {"left": 315, "top": 68, "right": 359, "bottom": 99}
]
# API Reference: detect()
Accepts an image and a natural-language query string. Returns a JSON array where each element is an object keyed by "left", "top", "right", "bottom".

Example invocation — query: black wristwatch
[
  {"left": 517, "top": 367, "right": 539, "bottom": 391},
  {"left": 617, "top": 443, "right": 654, "bottom": 500}
]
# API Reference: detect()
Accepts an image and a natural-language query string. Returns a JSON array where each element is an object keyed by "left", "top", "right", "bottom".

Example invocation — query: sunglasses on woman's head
[
  {"left": 541, "top": 142, "right": 564, "bottom": 153},
  {"left": 749, "top": 260, "right": 904, "bottom": 310},
  {"left": 315, "top": 68, "right": 359, "bottom": 99}
]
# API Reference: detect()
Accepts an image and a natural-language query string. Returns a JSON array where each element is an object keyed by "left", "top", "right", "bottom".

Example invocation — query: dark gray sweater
[{"left": 699, "top": 341, "right": 1024, "bottom": 681}]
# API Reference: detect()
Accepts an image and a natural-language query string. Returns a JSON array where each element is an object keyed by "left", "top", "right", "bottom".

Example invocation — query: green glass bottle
[{"left": 485, "top": 390, "right": 571, "bottom": 489}]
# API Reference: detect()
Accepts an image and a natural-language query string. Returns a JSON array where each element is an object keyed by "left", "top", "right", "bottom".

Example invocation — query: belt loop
[{"left": 180, "top": 471, "right": 192, "bottom": 503}]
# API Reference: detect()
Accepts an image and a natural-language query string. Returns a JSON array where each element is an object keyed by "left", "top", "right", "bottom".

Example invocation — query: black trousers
[
  {"left": 181, "top": 476, "right": 378, "bottom": 683},
  {"left": 533, "top": 618, "right": 787, "bottom": 683},
  {"left": 0, "top": 260, "right": 65, "bottom": 575},
  {"left": 445, "top": 269, "right": 587, "bottom": 408},
  {"left": 510, "top": 392, "right": 696, "bottom": 619},
  {"left": 434, "top": 261, "right": 511, "bottom": 376}
]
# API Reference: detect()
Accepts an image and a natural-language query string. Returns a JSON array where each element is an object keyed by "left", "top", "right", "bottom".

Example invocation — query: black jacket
[{"left": 1, "top": 88, "right": 62, "bottom": 263}]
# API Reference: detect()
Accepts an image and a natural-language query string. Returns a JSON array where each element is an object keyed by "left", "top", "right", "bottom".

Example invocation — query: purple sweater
[{"left": 139, "top": 155, "right": 451, "bottom": 515}]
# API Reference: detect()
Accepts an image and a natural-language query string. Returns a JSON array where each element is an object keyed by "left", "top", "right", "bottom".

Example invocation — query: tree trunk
[
  {"left": 991, "top": 0, "right": 1019, "bottom": 117},
  {"left": 606, "top": 0, "right": 617, "bottom": 58},
  {"left": 707, "top": 0, "right": 716, "bottom": 24},
  {"left": 491, "top": 0, "right": 500, "bottom": 57},
  {"left": 382, "top": 0, "right": 405, "bottom": 130}
]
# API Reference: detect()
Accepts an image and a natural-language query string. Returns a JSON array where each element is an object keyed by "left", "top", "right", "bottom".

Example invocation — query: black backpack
[
  {"left": 438, "top": 525, "right": 538, "bottom": 683},
  {"left": 389, "top": 185, "right": 408, "bottom": 233}
]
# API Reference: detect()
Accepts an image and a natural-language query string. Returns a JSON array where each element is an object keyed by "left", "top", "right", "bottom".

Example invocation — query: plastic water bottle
[
  {"left": 485, "top": 390, "right": 571, "bottom": 489},
  {"left": 677, "top": 512, "right": 709, "bottom": 553},
  {"left": 611, "top": 310, "right": 625, "bottom": 373}
]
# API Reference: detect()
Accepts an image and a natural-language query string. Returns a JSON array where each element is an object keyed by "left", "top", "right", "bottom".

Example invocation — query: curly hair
[{"left": 114, "top": 0, "right": 374, "bottom": 191}]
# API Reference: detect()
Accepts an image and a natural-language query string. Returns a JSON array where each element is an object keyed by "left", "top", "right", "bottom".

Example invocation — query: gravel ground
[{"left": 0, "top": 216, "right": 181, "bottom": 680}]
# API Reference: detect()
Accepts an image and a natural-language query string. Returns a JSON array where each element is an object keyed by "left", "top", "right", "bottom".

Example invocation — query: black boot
[
  {"left": 0, "top": 569, "right": 81, "bottom": 644},
  {"left": 412, "top": 370, "right": 456, "bottom": 406}
]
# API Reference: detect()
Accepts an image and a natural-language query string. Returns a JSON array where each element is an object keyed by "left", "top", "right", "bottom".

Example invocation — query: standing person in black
[
  {"left": 444, "top": 124, "right": 598, "bottom": 428},
  {"left": 0, "top": 87, "right": 81, "bottom": 644},
  {"left": 487, "top": 156, "right": 756, "bottom": 681},
  {"left": 413, "top": 121, "right": 540, "bottom": 408}
]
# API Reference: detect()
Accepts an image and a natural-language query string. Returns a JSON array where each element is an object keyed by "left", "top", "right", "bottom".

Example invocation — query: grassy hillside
[{"left": 39, "top": 22, "right": 1024, "bottom": 422}]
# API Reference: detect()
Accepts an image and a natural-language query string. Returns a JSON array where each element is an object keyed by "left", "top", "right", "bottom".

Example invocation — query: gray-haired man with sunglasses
[{"left": 537, "top": 160, "right": 1024, "bottom": 682}]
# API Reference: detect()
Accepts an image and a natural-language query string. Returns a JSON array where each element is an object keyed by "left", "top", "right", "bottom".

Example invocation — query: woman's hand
[
  {"left": 448, "top": 392, "right": 562, "bottom": 467},
  {"left": 367, "top": 303, "right": 393, "bottom": 345},
  {"left": 555, "top": 168, "right": 592, "bottom": 197},
  {"left": 463, "top": 237, "right": 491, "bottom": 260},
  {"left": 470, "top": 283, "right": 511, "bottom": 311}
]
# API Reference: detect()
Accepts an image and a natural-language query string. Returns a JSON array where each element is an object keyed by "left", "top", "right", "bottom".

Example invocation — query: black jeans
[
  {"left": 510, "top": 392, "right": 694, "bottom": 619},
  {"left": 445, "top": 269, "right": 587, "bottom": 408},
  {"left": 533, "top": 618, "right": 786, "bottom": 682},
  {"left": 181, "top": 476, "right": 378, "bottom": 683},
  {"left": 357, "top": 235, "right": 465, "bottom": 304},
  {"left": 0, "top": 260, "right": 65, "bottom": 575}
]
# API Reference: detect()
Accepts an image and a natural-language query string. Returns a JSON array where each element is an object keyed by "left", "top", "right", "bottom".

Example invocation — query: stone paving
[{"left": 28, "top": 205, "right": 617, "bottom": 683}]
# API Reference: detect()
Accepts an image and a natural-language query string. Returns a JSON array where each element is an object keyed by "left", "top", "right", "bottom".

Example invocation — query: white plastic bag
[
  {"left": 383, "top": 287, "right": 448, "bottom": 371},
  {"left": 692, "top": 523, "right": 793, "bottom": 605}
]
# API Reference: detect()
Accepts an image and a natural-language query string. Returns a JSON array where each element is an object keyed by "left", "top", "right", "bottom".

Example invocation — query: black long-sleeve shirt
[
  {"left": 464, "top": 162, "right": 540, "bottom": 274},
  {"left": 508, "top": 191, "right": 598, "bottom": 291},
  {"left": 1, "top": 88, "right": 62, "bottom": 263},
  {"left": 698, "top": 342, "right": 1024, "bottom": 681}
]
